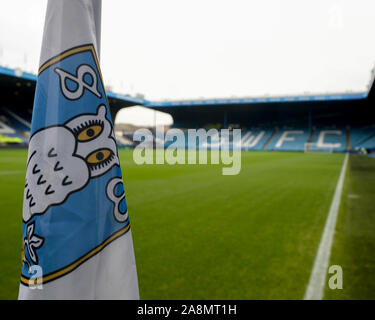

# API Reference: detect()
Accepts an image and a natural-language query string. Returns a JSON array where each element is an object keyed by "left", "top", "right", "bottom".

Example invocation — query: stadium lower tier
[
  {"left": 0, "top": 106, "right": 31, "bottom": 146},
  {"left": 117, "top": 126, "right": 375, "bottom": 153},
  {"left": 1, "top": 104, "right": 375, "bottom": 152}
]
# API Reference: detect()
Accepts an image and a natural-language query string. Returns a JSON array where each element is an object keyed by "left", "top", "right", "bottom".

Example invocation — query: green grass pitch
[{"left": 0, "top": 149, "right": 374, "bottom": 299}]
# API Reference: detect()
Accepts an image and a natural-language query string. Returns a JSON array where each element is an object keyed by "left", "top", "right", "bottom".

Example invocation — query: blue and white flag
[{"left": 19, "top": 0, "right": 139, "bottom": 299}]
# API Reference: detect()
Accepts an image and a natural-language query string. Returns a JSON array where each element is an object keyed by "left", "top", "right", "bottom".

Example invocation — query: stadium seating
[
  {"left": 3, "top": 107, "right": 375, "bottom": 152},
  {"left": 310, "top": 127, "right": 347, "bottom": 152},
  {"left": 120, "top": 125, "right": 375, "bottom": 152},
  {"left": 350, "top": 126, "right": 375, "bottom": 149},
  {"left": 240, "top": 129, "right": 274, "bottom": 150},
  {"left": 265, "top": 127, "right": 311, "bottom": 151},
  {"left": 1, "top": 107, "right": 31, "bottom": 132},
  {"left": 0, "top": 107, "right": 29, "bottom": 145}
]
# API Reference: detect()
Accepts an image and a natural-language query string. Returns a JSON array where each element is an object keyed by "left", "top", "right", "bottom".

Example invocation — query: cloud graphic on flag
[
  {"left": 23, "top": 126, "right": 89, "bottom": 222},
  {"left": 22, "top": 105, "right": 120, "bottom": 223}
]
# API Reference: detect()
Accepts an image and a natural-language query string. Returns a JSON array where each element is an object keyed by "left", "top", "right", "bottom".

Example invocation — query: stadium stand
[
  {"left": 3, "top": 106, "right": 375, "bottom": 153},
  {"left": 309, "top": 127, "right": 348, "bottom": 152},
  {"left": 1, "top": 107, "right": 31, "bottom": 131},
  {"left": 0, "top": 106, "right": 29, "bottom": 145},
  {"left": 241, "top": 128, "right": 274, "bottom": 150},
  {"left": 1, "top": 65, "right": 375, "bottom": 152},
  {"left": 265, "top": 127, "right": 311, "bottom": 151},
  {"left": 350, "top": 126, "right": 375, "bottom": 149}
]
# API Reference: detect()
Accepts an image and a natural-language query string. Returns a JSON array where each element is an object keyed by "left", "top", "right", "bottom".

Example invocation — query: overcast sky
[{"left": 0, "top": 0, "right": 374, "bottom": 101}]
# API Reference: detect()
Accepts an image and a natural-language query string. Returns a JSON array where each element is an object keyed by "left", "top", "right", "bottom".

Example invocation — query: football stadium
[
  {"left": 1, "top": 0, "right": 375, "bottom": 301},
  {"left": 1, "top": 63, "right": 375, "bottom": 299}
]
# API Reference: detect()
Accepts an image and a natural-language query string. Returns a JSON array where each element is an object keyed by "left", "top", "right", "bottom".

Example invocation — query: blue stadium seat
[
  {"left": 1, "top": 107, "right": 31, "bottom": 132},
  {"left": 311, "top": 128, "right": 347, "bottom": 152},
  {"left": 265, "top": 127, "right": 311, "bottom": 151},
  {"left": 350, "top": 126, "right": 375, "bottom": 149},
  {"left": 241, "top": 129, "right": 274, "bottom": 150},
  {"left": 0, "top": 107, "right": 29, "bottom": 144}
]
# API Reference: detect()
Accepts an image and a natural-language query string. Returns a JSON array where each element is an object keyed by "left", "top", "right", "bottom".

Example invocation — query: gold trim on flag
[{"left": 21, "top": 223, "right": 131, "bottom": 286}]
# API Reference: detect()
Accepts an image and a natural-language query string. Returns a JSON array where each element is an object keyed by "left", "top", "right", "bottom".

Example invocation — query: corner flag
[{"left": 18, "top": 0, "right": 139, "bottom": 299}]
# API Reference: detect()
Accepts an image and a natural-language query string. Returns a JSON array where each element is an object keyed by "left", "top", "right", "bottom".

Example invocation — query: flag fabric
[{"left": 19, "top": 0, "right": 139, "bottom": 299}]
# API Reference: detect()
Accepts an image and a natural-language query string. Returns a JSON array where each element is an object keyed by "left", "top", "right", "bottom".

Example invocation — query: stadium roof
[
  {"left": 144, "top": 92, "right": 368, "bottom": 108},
  {"left": 1, "top": 65, "right": 374, "bottom": 109}
]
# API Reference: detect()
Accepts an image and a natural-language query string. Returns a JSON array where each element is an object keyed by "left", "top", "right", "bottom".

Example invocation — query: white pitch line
[{"left": 304, "top": 152, "right": 349, "bottom": 300}]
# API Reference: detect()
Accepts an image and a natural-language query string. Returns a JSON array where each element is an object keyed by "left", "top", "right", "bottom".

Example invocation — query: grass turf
[
  {"left": 324, "top": 154, "right": 375, "bottom": 299},
  {"left": 0, "top": 148, "right": 361, "bottom": 299}
]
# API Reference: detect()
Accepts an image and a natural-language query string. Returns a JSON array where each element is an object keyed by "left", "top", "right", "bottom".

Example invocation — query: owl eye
[
  {"left": 77, "top": 124, "right": 103, "bottom": 142},
  {"left": 86, "top": 148, "right": 114, "bottom": 168}
]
